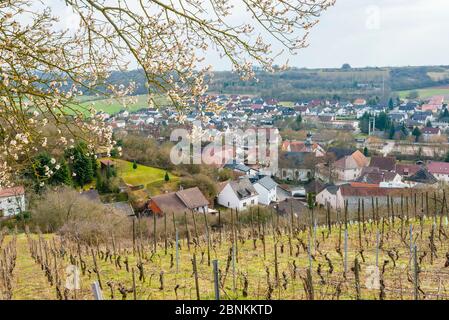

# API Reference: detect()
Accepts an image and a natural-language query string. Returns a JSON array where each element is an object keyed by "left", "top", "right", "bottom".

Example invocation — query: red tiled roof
[
  {"left": 427, "top": 161, "right": 449, "bottom": 175},
  {"left": 370, "top": 156, "right": 396, "bottom": 171},
  {"left": 340, "top": 185, "right": 404, "bottom": 197},
  {"left": 0, "top": 186, "right": 25, "bottom": 198},
  {"left": 395, "top": 164, "right": 421, "bottom": 177},
  {"left": 422, "top": 127, "right": 441, "bottom": 135}
]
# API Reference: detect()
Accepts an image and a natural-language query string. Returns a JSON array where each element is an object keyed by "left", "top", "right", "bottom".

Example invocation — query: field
[
  {"left": 71, "top": 94, "right": 170, "bottom": 115},
  {"left": 2, "top": 195, "right": 449, "bottom": 300},
  {"left": 102, "top": 158, "right": 179, "bottom": 194},
  {"left": 397, "top": 86, "right": 449, "bottom": 99}
]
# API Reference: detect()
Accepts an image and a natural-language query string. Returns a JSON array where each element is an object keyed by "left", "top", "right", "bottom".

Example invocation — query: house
[
  {"left": 333, "top": 150, "right": 369, "bottom": 182},
  {"left": 403, "top": 168, "right": 438, "bottom": 188},
  {"left": 395, "top": 164, "right": 421, "bottom": 180},
  {"left": 252, "top": 176, "right": 277, "bottom": 205},
  {"left": 223, "top": 161, "right": 258, "bottom": 176},
  {"left": 277, "top": 152, "right": 316, "bottom": 182},
  {"left": 355, "top": 167, "right": 401, "bottom": 185},
  {"left": 148, "top": 187, "right": 209, "bottom": 215},
  {"left": 353, "top": 98, "right": 367, "bottom": 107},
  {"left": 422, "top": 127, "right": 442, "bottom": 142},
  {"left": 369, "top": 156, "right": 397, "bottom": 172},
  {"left": 0, "top": 186, "right": 26, "bottom": 217},
  {"left": 217, "top": 178, "right": 259, "bottom": 210},
  {"left": 316, "top": 184, "right": 405, "bottom": 211},
  {"left": 427, "top": 161, "right": 449, "bottom": 183},
  {"left": 273, "top": 198, "right": 307, "bottom": 218},
  {"left": 281, "top": 135, "right": 325, "bottom": 157}
]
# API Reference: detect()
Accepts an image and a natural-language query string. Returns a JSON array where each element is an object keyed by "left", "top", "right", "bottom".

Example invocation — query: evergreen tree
[
  {"left": 165, "top": 171, "right": 170, "bottom": 182},
  {"left": 363, "top": 147, "right": 369, "bottom": 157},
  {"left": 133, "top": 160, "right": 138, "bottom": 170},
  {"left": 388, "top": 126, "right": 396, "bottom": 140},
  {"left": 67, "top": 142, "right": 94, "bottom": 187},
  {"left": 388, "top": 98, "right": 394, "bottom": 110},
  {"left": 412, "top": 127, "right": 422, "bottom": 142},
  {"left": 426, "top": 120, "right": 432, "bottom": 128},
  {"left": 359, "top": 112, "right": 370, "bottom": 134}
]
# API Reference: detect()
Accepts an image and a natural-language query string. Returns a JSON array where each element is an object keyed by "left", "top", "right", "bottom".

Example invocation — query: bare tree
[{"left": 0, "top": 0, "right": 335, "bottom": 186}]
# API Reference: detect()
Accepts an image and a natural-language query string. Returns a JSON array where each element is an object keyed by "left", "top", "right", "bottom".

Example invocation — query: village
[{"left": 2, "top": 92, "right": 449, "bottom": 224}]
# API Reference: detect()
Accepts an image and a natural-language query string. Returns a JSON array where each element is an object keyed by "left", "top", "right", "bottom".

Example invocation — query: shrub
[{"left": 30, "top": 186, "right": 131, "bottom": 244}]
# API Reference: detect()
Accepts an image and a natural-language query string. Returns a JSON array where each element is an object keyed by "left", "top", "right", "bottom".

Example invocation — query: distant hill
[{"left": 83, "top": 65, "right": 449, "bottom": 104}]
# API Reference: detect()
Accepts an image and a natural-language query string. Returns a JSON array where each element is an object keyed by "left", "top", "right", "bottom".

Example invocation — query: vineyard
[{"left": 1, "top": 194, "right": 449, "bottom": 300}]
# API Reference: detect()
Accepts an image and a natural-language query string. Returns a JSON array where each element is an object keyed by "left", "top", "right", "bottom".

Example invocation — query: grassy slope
[
  {"left": 70, "top": 94, "right": 170, "bottom": 115},
  {"left": 397, "top": 87, "right": 449, "bottom": 99},
  {"left": 8, "top": 216, "right": 449, "bottom": 300},
  {"left": 102, "top": 158, "right": 179, "bottom": 195}
]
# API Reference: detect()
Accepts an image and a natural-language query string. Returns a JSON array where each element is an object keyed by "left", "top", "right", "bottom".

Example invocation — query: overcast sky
[{"left": 50, "top": 0, "right": 449, "bottom": 70}]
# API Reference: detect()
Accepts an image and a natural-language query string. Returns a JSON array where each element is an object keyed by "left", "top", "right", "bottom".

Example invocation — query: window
[
  {"left": 251, "top": 199, "right": 255, "bottom": 205},
  {"left": 8, "top": 208, "right": 14, "bottom": 215},
  {"left": 243, "top": 202, "right": 247, "bottom": 207}
]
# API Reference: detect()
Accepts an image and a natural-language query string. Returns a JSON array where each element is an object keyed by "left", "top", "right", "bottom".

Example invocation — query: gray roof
[
  {"left": 230, "top": 178, "right": 259, "bottom": 200},
  {"left": 405, "top": 168, "right": 438, "bottom": 184},
  {"left": 224, "top": 161, "right": 251, "bottom": 173},
  {"left": 254, "top": 176, "right": 277, "bottom": 191},
  {"left": 105, "top": 202, "right": 135, "bottom": 216}
]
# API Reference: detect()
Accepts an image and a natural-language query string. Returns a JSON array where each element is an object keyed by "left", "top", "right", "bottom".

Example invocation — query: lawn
[
  {"left": 70, "top": 94, "right": 170, "bottom": 115},
  {"left": 101, "top": 158, "right": 179, "bottom": 194},
  {"left": 397, "top": 87, "right": 449, "bottom": 99},
  {"left": 280, "top": 101, "right": 295, "bottom": 107}
]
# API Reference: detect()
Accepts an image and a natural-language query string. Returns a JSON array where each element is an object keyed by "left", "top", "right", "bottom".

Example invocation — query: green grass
[
  {"left": 280, "top": 101, "right": 295, "bottom": 107},
  {"left": 70, "top": 94, "right": 170, "bottom": 115},
  {"left": 9, "top": 215, "right": 449, "bottom": 300},
  {"left": 397, "top": 87, "right": 449, "bottom": 99},
  {"left": 102, "top": 158, "right": 179, "bottom": 193}
]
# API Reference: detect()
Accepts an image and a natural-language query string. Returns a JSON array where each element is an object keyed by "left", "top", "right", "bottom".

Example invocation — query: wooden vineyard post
[
  {"left": 413, "top": 245, "right": 419, "bottom": 300},
  {"left": 409, "top": 223, "right": 413, "bottom": 271},
  {"left": 274, "top": 242, "right": 279, "bottom": 287},
  {"left": 262, "top": 221, "right": 266, "bottom": 260},
  {"left": 91, "top": 248, "right": 102, "bottom": 289},
  {"left": 132, "top": 267, "right": 137, "bottom": 300},
  {"left": 290, "top": 200, "right": 294, "bottom": 235},
  {"left": 308, "top": 229, "right": 313, "bottom": 274},
  {"left": 376, "top": 198, "right": 379, "bottom": 226},
  {"left": 357, "top": 199, "right": 362, "bottom": 249},
  {"left": 218, "top": 209, "right": 222, "bottom": 244},
  {"left": 344, "top": 229, "right": 348, "bottom": 276},
  {"left": 354, "top": 258, "right": 361, "bottom": 300},
  {"left": 232, "top": 241, "right": 237, "bottom": 294},
  {"left": 175, "top": 230, "right": 180, "bottom": 273},
  {"left": 213, "top": 260, "right": 220, "bottom": 300},
  {"left": 184, "top": 212, "right": 191, "bottom": 252},
  {"left": 153, "top": 212, "right": 157, "bottom": 253},
  {"left": 203, "top": 208, "right": 211, "bottom": 266},
  {"left": 192, "top": 210, "right": 199, "bottom": 244},
  {"left": 327, "top": 202, "right": 331, "bottom": 234},
  {"left": 132, "top": 217, "right": 136, "bottom": 256},
  {"left": 375, "top": 230, "right": 379, "bottom": 268},
  {"left": 192, "top": 253, "right": 200, "bottom": 300},
  {"left": 164, "top": 213, "right": 168, "bottom": 255}
]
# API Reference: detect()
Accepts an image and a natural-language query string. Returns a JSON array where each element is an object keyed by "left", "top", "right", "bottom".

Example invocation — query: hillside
[
  {"left": 3, "top": 214, "right": 449, "bottom": 300},
  {"left": 101, "top": 158, "right": 179, "bottom": 195}
]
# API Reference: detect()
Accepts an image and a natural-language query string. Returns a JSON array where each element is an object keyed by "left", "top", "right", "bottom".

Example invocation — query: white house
[
  {"left": 217, "top": 178, "right": 259, "bottom": 210},
  {"left": 0, "top": 186, "right": 26, "bottom": 217},
  {"left": 252, "top": 176, "right": 277, "bottom": 205},
  {"left": 427, "top": 161, "right": 449, "bottom": 183}
]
